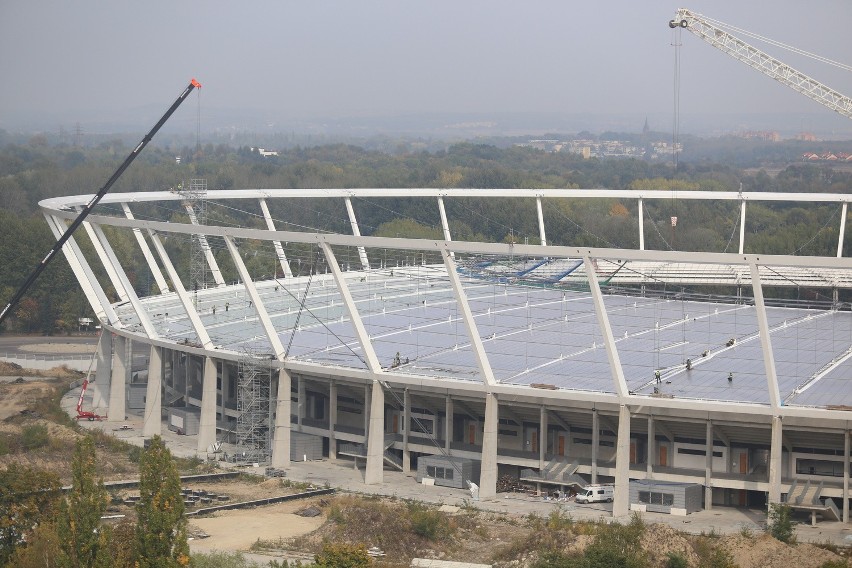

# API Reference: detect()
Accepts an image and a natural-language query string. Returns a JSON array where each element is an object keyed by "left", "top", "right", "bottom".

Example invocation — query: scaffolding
[
  {"left": 235, "top": 351, "right": 273, "bottom": 463},
  {"left": 180, "top": 178, "right": 209, "bottom": 294}
]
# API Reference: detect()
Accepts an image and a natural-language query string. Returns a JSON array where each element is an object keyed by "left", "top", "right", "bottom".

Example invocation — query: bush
[
  {"left": 408, "top": 503, "right": 448, "bottom": 541},
  {"left": 21, "top": 423, "right": 49, "bottom": 450},
  {"left": 666, "top": 552, "right": 689, "bottom": 568},
  {"left": 767, "top": 503, "right": 796, "bottom": 544},
  {"left": 314, "top": 543, "right": 372, "bottom": 568}
]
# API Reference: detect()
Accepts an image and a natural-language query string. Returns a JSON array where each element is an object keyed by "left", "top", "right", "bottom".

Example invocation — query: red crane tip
[{"left": 191, "top": 78, "right": 202, "bottom": 88}]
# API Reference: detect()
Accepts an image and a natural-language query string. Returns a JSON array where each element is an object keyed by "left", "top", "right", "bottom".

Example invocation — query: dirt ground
[
  {"left": 1, "top": 358, "right": 850, "bottom": 567},
  {"left": 0, "top": 379, "right": 57, "bottom": 420},
  {"left": 188, "top": 500, "right": 326, "bottom": 553}
]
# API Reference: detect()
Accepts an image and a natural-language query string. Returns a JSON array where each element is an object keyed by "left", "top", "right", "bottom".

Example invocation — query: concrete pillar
[
  {"left": 844, "top": 430, "right": 850, "bottom": 523},
  {"left": 402, "top": 388, "right": 411, "bottom": 474},
  {"left": 445, "top": 395, "right": 453, "bottom": 453},
  {"left": 363, "top": 383, "right": 370, "bottom": 437},
  {"left": 705, "top": 420, "right": 714, "bottom": 510},
  {"left": 768, "top": 416, "right": 783, "bottom": 506},
  {"left": 539, "top": 406, "right": 548, "bottom": 470},
  {"left": 142, "top": 346, "right": 162, "bottom": 437},
  {"left": 365, "top": 380, "right": 385, "bottom": 485},
  {"left": 271, "top": 369, "right": 292, "bottom": 468},
  {"left": 591, "top": 409, "right": 600, "bottom": 484},
  {"left": 646, "top": 415, "right": 654, "bottom": 478},
  {"left": 479, "top": 392, "right": 499, "bottom": 500},
  {"left": 107, "top": 334, "right": 127, "bottom": 422},
  {"left": 92, "top": 331, "right": 112, "bottom": 412},
  {"left": 329, "top": 381, "right": 338, "bottom": 460},
  {"left": 298, "top": 377, "right": 305, "bottom": 431},
  {"left": 197, "top": 357, "right": 217, "bottom": 453},
  {"left": 613, "top": 404, "right": 631, "bottom": 517}
]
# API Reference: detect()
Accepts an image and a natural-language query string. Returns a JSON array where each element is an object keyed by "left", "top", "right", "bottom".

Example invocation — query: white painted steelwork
[{"left": 40, "top": 187, "right": 852, "bottom": 517}]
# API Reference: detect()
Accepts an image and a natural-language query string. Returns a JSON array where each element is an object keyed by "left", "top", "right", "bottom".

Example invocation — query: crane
[
  {"left": 0, "top": 79, "right": 202, "bottom": 327},
  {"left": 669, "top": 9, "right": 852, "bottom": 120},
  {"left": 76, "top": 374, "right": 103, "bottom": 421}
]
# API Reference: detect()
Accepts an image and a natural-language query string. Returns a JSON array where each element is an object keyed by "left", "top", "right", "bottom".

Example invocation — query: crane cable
[{"left": 672, "top": 24, "right": 682, "bottom": 173}]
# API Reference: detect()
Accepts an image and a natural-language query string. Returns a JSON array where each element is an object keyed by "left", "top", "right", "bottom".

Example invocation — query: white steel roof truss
[
  {"left": 121, "top": 202, "right": 169, "bottom": 294},
  {"left": 147, "top": 231, "right": 213, "bottom": 350},
  {"left": 223, "top": 236, "right": 286, "bottom": 360}
]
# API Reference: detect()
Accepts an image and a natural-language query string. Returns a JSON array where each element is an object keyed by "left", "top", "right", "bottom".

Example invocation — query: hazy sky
[{"left": 1, "top": 1, "right": 851, "bottom": 132}]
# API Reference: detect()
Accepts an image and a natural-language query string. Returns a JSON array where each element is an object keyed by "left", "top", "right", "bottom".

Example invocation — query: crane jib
[{"left": 0, "top": 79, "right": 201, "bottom": 328}]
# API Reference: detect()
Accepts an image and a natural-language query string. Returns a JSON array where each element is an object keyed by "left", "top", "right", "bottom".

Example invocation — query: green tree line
[{"left": 1, "top": 139, "right": 850, "bottom": 334}]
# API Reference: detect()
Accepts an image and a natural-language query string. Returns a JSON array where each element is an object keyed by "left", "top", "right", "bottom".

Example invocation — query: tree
[
  {"left": 135, "top": 436, "right": 189, "bottom": 567},
  {"left": 767, "top": 502, "right": 795, "bottom": 544},
  {"left": 0, "top": 464, "right": 62, "bottom": 566},
  {"left": 4, "top": 521, "right": 62, "bottom": 568},
  {"left": 57, "top": 436, "right": 108, "bottom": 568}
]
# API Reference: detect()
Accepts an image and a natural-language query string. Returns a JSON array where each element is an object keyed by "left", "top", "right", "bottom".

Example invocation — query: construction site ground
[{"left": 3, "top": 340, "right": 852, "bottom": 566}]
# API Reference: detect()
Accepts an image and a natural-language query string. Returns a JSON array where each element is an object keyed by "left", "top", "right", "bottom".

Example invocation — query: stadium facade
[{"left": 40, "top": 188, "right": 852, "bottom": 520}]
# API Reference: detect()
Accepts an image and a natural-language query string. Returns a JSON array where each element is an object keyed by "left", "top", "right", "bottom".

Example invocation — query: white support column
[
  {"left": 108, "top": 334, "right": 127, "bottom": 422},
  {"left": 591, "top": 409, "right": 600, "bottom": 484},
  {"left": 329, "top": 381, "right": 338, "bottom": 460},
  {"left": 143, "top": 346, "right": 162, "bottom": 437},
  {"left": 82, "top": 220, "right": 130, "bottom": 303},
  {"left": 319, "top": 242, "right": 382, "bottom": 372},
  {"left": 196, "top": 357, "right": 217, "bottom": 453},
  {"left": 271, "top": 369, "right": 292, "bottom": 468},
  {"left": 647, "top": 415, "right": 655, "bottom": 478},
  {"left": 91, "top": 331, "right": 112, "bottom": 413},
  {"left": 768, "top": 416, "right": 783, "bottom": 506},
  {"left": 148, "top": 232, "right": 213, "bottom": 349},
  {"left": 298, "top": 377, "right": 305, "bottom": 431},
  {"left": 535, "top": 195, "right": 547, "bottom": 246},
  {"left": 224, "top": 236, "right": 287, "bottom": 359},
  {"left": 705, "top": 420, "right": 714, "bottom": 510},
  {"left": 344, "top": 197, "right": 370, "bottom": 271},
  {"left": 442, "top": 249, "right": 497, "bottom": 386},
  {"left": 584, "top": 256, "right": 629, "bottom": 398},
  {"left": 88, "top": 223, "right": 158, "bottom": 339},
  {"left": 638, "top": 198, "right": 645, "bottom": 251},
  {"left": 365, "top": 380, "right": 385, "bottom": 485},
  {"left": 45, "top": 215, "right": 117, "bottom": 326},
  {"left": 844, "top": 430, "right": 850, "bottom": 523},
  {"left": 479, "top": 392, "right": 499, "bottom": 500},
  {"left": 838, "top": 202, "right": 848, "bottom": 258},
  {"left": 738, "top": 200, "right": 747, "bottom": 255},
  {"left": 613, "top": 405, "right": 631, "bottom": 517},
  {"left": 437, "top": 196, "right": 453, "bottom": 257},
  {"left": 184, "top": 204, "right": 226, "bottom": 286},
  {"left": 121, "top": 203, "right": 169, "bottom": 294},
  {"left": 259, "top": 198, "right": 294, "bottom": 277},
  {"left": 749, "top": 263, "right": 782, "bottom": 410},
  {"left": 363, "top": 384, "right": 371, "bottom": 440},
  {"left": 402, "top": 388, "right": 411, "bottom": 474},
  {"left": 539, "top": 405, "right": 547, "bottom": 469},
  {"left": 445, "top": 395, "right": 453, "bottom": 453}
]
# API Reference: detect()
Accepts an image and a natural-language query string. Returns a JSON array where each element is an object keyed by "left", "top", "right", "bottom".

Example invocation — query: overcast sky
[{"left": 1, "top": 1, "right": 851, "bottom": 133}]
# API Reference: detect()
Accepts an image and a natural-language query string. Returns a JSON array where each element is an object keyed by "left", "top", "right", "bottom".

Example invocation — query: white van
[{"left": 575, "top": 484, "right": 614, "bottom": 504}]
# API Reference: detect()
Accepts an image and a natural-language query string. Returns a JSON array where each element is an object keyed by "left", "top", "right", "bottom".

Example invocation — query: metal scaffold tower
[
  {"left": 180, "top": 178, "right": 210, "bottom": 294},
  {"left": 235, "top": 352, "right": 273, "bottom": 463}
]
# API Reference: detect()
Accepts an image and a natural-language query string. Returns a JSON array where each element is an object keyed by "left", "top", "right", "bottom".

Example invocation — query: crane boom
[
  {"left": 670, "top": 9, "right": 852, "bottom": 120},
  {"left": 0, "top": 78, "right": 202, "bottom": 327}
]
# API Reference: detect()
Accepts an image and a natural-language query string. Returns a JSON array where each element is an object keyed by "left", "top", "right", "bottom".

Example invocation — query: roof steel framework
[{"left": 39, "top": 188, "right": 852, "bottom": 423}]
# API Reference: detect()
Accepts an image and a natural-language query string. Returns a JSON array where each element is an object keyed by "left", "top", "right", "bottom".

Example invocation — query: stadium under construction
[{"left": 40, "top": 187, "right": 852, "bottom": 520}]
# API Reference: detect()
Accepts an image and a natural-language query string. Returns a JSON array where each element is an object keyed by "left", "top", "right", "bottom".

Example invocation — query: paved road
[{"left": 0, "top": 334, "right": 99, "bottom": 355}]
